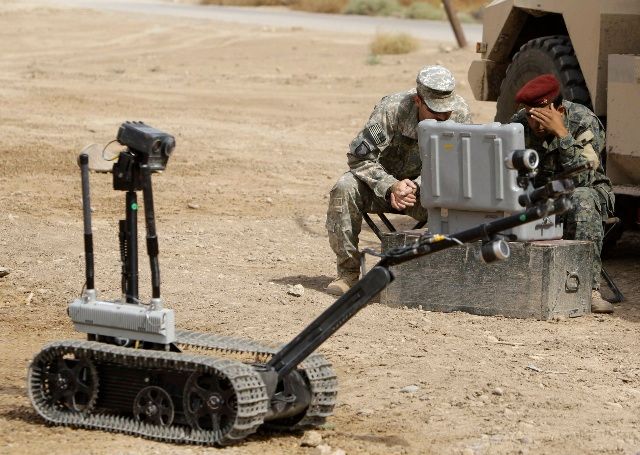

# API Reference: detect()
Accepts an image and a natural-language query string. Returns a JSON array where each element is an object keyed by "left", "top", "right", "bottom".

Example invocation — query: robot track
[
  {"left": 27, "top": 339, "right": 270, "bottom": 445},
  {"left": 27, "top": 334, "right": 337, "bottom": 444},
  {"left": 175, "top": 329, "right": 338, "bottom": 429}
]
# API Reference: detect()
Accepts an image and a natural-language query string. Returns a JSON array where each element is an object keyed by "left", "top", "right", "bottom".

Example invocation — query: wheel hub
[
  {"left": 207, "top": 394, "right": 223, "bottom": 410},
  {"left": 145, "top": 403, "right": 158, "bottom": 417},
  {"left": 43, "top": 355, "right": 99, "bottom": 412},
  {"left": 133, "top": 386, "right": 175, "bottom": 427},
  {"left": 56, "top": 373, "right": 71, "bottom": 390},
  {"left": 183, "top": 370, "right": 238, "bottom": 432}
]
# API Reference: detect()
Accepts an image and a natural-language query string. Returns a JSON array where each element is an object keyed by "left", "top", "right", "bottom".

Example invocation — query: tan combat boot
[
  {"left": 326, "top": 273, "right": 360, "bottom": 296},
  {"left": 591, "top": 290, "right": 614, "bottom": 314}
]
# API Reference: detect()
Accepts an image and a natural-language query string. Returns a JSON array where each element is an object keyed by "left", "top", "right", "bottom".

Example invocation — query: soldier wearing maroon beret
[{"left": 510, "top": 74, "right": 615, "bottom": 313}]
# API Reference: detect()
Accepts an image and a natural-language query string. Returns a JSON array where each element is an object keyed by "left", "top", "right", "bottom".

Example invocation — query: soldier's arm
[
  {"left": 347, "top": 104, "right": 398, "bottom": 199},
  {"left": 509, "top": 109, "right": 526, "bottom": 124},
  {"left": 509, "top": 110, "right": 555, "bottom": 186},
  {"left": 451, "top": 96, "right": 473, "bottom": 124},
  {"left": 555, "top": 116, "right": 604, "bottom": 187}
]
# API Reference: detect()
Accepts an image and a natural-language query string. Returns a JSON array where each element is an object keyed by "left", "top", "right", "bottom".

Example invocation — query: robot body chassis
[{"left": 27, "top": 123, "right": 575, "bottom": 445}]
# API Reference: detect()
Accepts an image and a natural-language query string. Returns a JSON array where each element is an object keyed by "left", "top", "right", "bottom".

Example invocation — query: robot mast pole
[
  {"left": 124, "top": 190, "right": 139, "bottom": 303},
  {"left": 79, "top": 153, "right": 95, "bottom": 293}
]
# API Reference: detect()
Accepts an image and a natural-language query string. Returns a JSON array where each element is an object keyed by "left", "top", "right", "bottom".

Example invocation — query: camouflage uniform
[
  {"left": 511, "top": 100, "right": 614, "bottom": 288},
  {"left": 326, "top": 69, "right": 472, "bottom": 277}
]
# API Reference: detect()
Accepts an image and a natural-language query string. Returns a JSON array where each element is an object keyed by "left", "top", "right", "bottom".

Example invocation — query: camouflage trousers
[
  {"left": 562, "top": 186, "right": 614, "bottom": 289},
  {"left": 326, "top": 172, "right": 428, "bottom": 276}
]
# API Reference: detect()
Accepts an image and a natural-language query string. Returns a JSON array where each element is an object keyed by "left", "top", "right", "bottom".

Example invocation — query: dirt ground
[{"left": 1, "top": 1, "right": 640, "bottom": 454}]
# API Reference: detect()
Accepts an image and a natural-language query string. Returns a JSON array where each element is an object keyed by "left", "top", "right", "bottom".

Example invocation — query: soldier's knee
[
  {"left": 570, "top": 187, "right": 599, "bottom": 212},
  {"left": 567, "top": 188, "right": 601, "bottom": 223},
  {"left": 330, "top": 173, "right": 359, "bottom": 199},
  {"left": 327, "top": 173, "right": 363, "bottom": 218}
]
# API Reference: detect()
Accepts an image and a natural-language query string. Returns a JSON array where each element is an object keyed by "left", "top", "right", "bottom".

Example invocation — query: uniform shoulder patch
[
  {"left": 354, "top": 140, "right": 372, "bottom": 157},
  {"left": 367, "top": 123, "right": 387, "bottom": 146},
  {"left": 576, "top": 129, "right": 594, "bottom": 146}
]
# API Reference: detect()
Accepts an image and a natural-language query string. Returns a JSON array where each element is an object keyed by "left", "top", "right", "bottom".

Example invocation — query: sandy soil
[{"left": 1, "top": 1, "right": 640, "bottom": 454}]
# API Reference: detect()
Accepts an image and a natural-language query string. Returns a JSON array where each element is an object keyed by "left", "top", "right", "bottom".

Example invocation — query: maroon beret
[{"left": 515, "top": 74, "right": 560, "bottom": 106}]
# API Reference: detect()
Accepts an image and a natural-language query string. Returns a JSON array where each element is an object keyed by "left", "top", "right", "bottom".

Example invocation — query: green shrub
[
  {"left": 456, "top": 11, "right": 476, "bottom": 23},
  {"left": 365, "top": 53, "right": 381, "bottom": 65},
  {"left": 405, "top": 2, "right": 443, "bottom": 20},
  {"left": 370, "top": 32, "right": 419, "bottom": 54},
  {"left": 200, "top": 0, "right": 287, "bottom": 5},
  {"left": 344, "top": 0, "right": 401, "bottom": 17},
  {"left": 291, "top": 0, "right": 347, "bottom": 13},
  {"left": 198, "top": 0, "right": 485, "bottom": 20}
]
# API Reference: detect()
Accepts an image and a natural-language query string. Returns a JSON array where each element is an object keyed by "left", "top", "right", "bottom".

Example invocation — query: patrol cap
[
  {"left": 416, "top": 65, "right": 457, "bottom": 113},
  {"left": 515, "top": 74, "right": 560, "bottom": 107}
]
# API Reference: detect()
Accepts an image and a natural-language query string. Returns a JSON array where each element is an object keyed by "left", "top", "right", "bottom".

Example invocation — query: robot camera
[
  {"left": 504, "top": 149, "right": 539, "bottom": 171},
  {"left": 116, "top": 121, "right": 176, "bottom": 172},
  {"left": 480, "top": 239, "right": 510, "bottom": 263}
]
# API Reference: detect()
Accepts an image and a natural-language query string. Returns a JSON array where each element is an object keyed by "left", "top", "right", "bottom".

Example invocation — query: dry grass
[
  {"left": 199, "top": 0, "right": 488, "bottom": 14},
  {"left": 405, "top": 1, "right": 443, "bottom": 20},
  {"left": 200, "top": 0, "right": 290, "bottom": 5},
  {"left": 370, "top": 32, "right": 419, "bottom": 54},
  {"left": 290, "top": 0, "right": 347, "bottom": 14},
  {"left": 344, "top": 0, "right": 401, "bottom": 16}
]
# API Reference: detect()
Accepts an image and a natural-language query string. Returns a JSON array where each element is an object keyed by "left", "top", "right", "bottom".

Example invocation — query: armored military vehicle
[{"left": 468, "top": 0, "right": 640, "bottom": 239}]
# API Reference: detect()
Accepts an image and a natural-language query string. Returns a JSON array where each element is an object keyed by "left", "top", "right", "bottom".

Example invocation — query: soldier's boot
[
  {"left": 591, "top": 290, "right": 614, "bottom": 314},
  {"left": 326, "top": 272, "right": 360, "bottom": 297}
]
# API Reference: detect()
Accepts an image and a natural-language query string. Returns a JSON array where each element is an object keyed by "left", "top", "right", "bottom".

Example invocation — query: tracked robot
[{"left": 27, "top": 121, "right": 576, "bottom": 445}]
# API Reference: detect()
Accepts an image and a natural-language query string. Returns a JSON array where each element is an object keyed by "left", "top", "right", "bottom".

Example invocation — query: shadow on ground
[{"left": 0, "top": 405, "right": 40, "bottom": 424}]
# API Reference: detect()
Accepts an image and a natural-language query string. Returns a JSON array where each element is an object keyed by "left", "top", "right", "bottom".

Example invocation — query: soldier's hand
[
  {"left": 390, "top": 179, "right": 417, "bottom": 210},
  {"left": 529, "top": 103, "right": 569, "bottom": 138}
]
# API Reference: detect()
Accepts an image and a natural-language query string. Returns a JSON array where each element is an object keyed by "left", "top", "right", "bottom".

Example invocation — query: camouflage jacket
[
  {"left": 347, "top": 89, "right": 472, "bottom": 199},
  {"left": 510, "top": 100, "right": 612, "bottom": 192}
]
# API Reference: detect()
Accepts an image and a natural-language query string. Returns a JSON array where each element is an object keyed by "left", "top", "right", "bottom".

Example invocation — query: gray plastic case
[{"left": 418, "top": 120, "right": 562, "bottom": 241}]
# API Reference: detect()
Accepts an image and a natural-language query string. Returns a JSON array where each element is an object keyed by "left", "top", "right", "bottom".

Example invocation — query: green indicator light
[
  {"left": 519, "top": 214, "right": 526, "bottom": 222},
  {"left": 131, "top": 203, "right": 138, "bottom": 210}
]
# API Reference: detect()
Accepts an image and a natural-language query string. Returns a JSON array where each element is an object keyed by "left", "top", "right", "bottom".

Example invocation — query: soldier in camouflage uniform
[
  {"left": 325, "top": 65, "right": 472, "bottom": 296},
  {"left": 510, "top": 74, "right": 615, "bottom": 313}
]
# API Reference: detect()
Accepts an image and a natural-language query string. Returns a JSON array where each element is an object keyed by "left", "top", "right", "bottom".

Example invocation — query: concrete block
[{"left": 380, "top": 231, "right": 593, "bottom": 320}]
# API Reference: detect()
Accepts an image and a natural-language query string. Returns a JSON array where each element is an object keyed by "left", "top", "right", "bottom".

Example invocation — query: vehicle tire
[{"left": 495, "top": 35, "right": 591, "bottom": 122}]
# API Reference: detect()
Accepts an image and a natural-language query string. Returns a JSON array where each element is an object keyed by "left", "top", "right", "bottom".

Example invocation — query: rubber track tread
[
  {"left": 27, "top": 340, "right": 270, "bottom": 445},
  {"left": 175, "top": 329, "right": 338, "bottom": 428}
]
